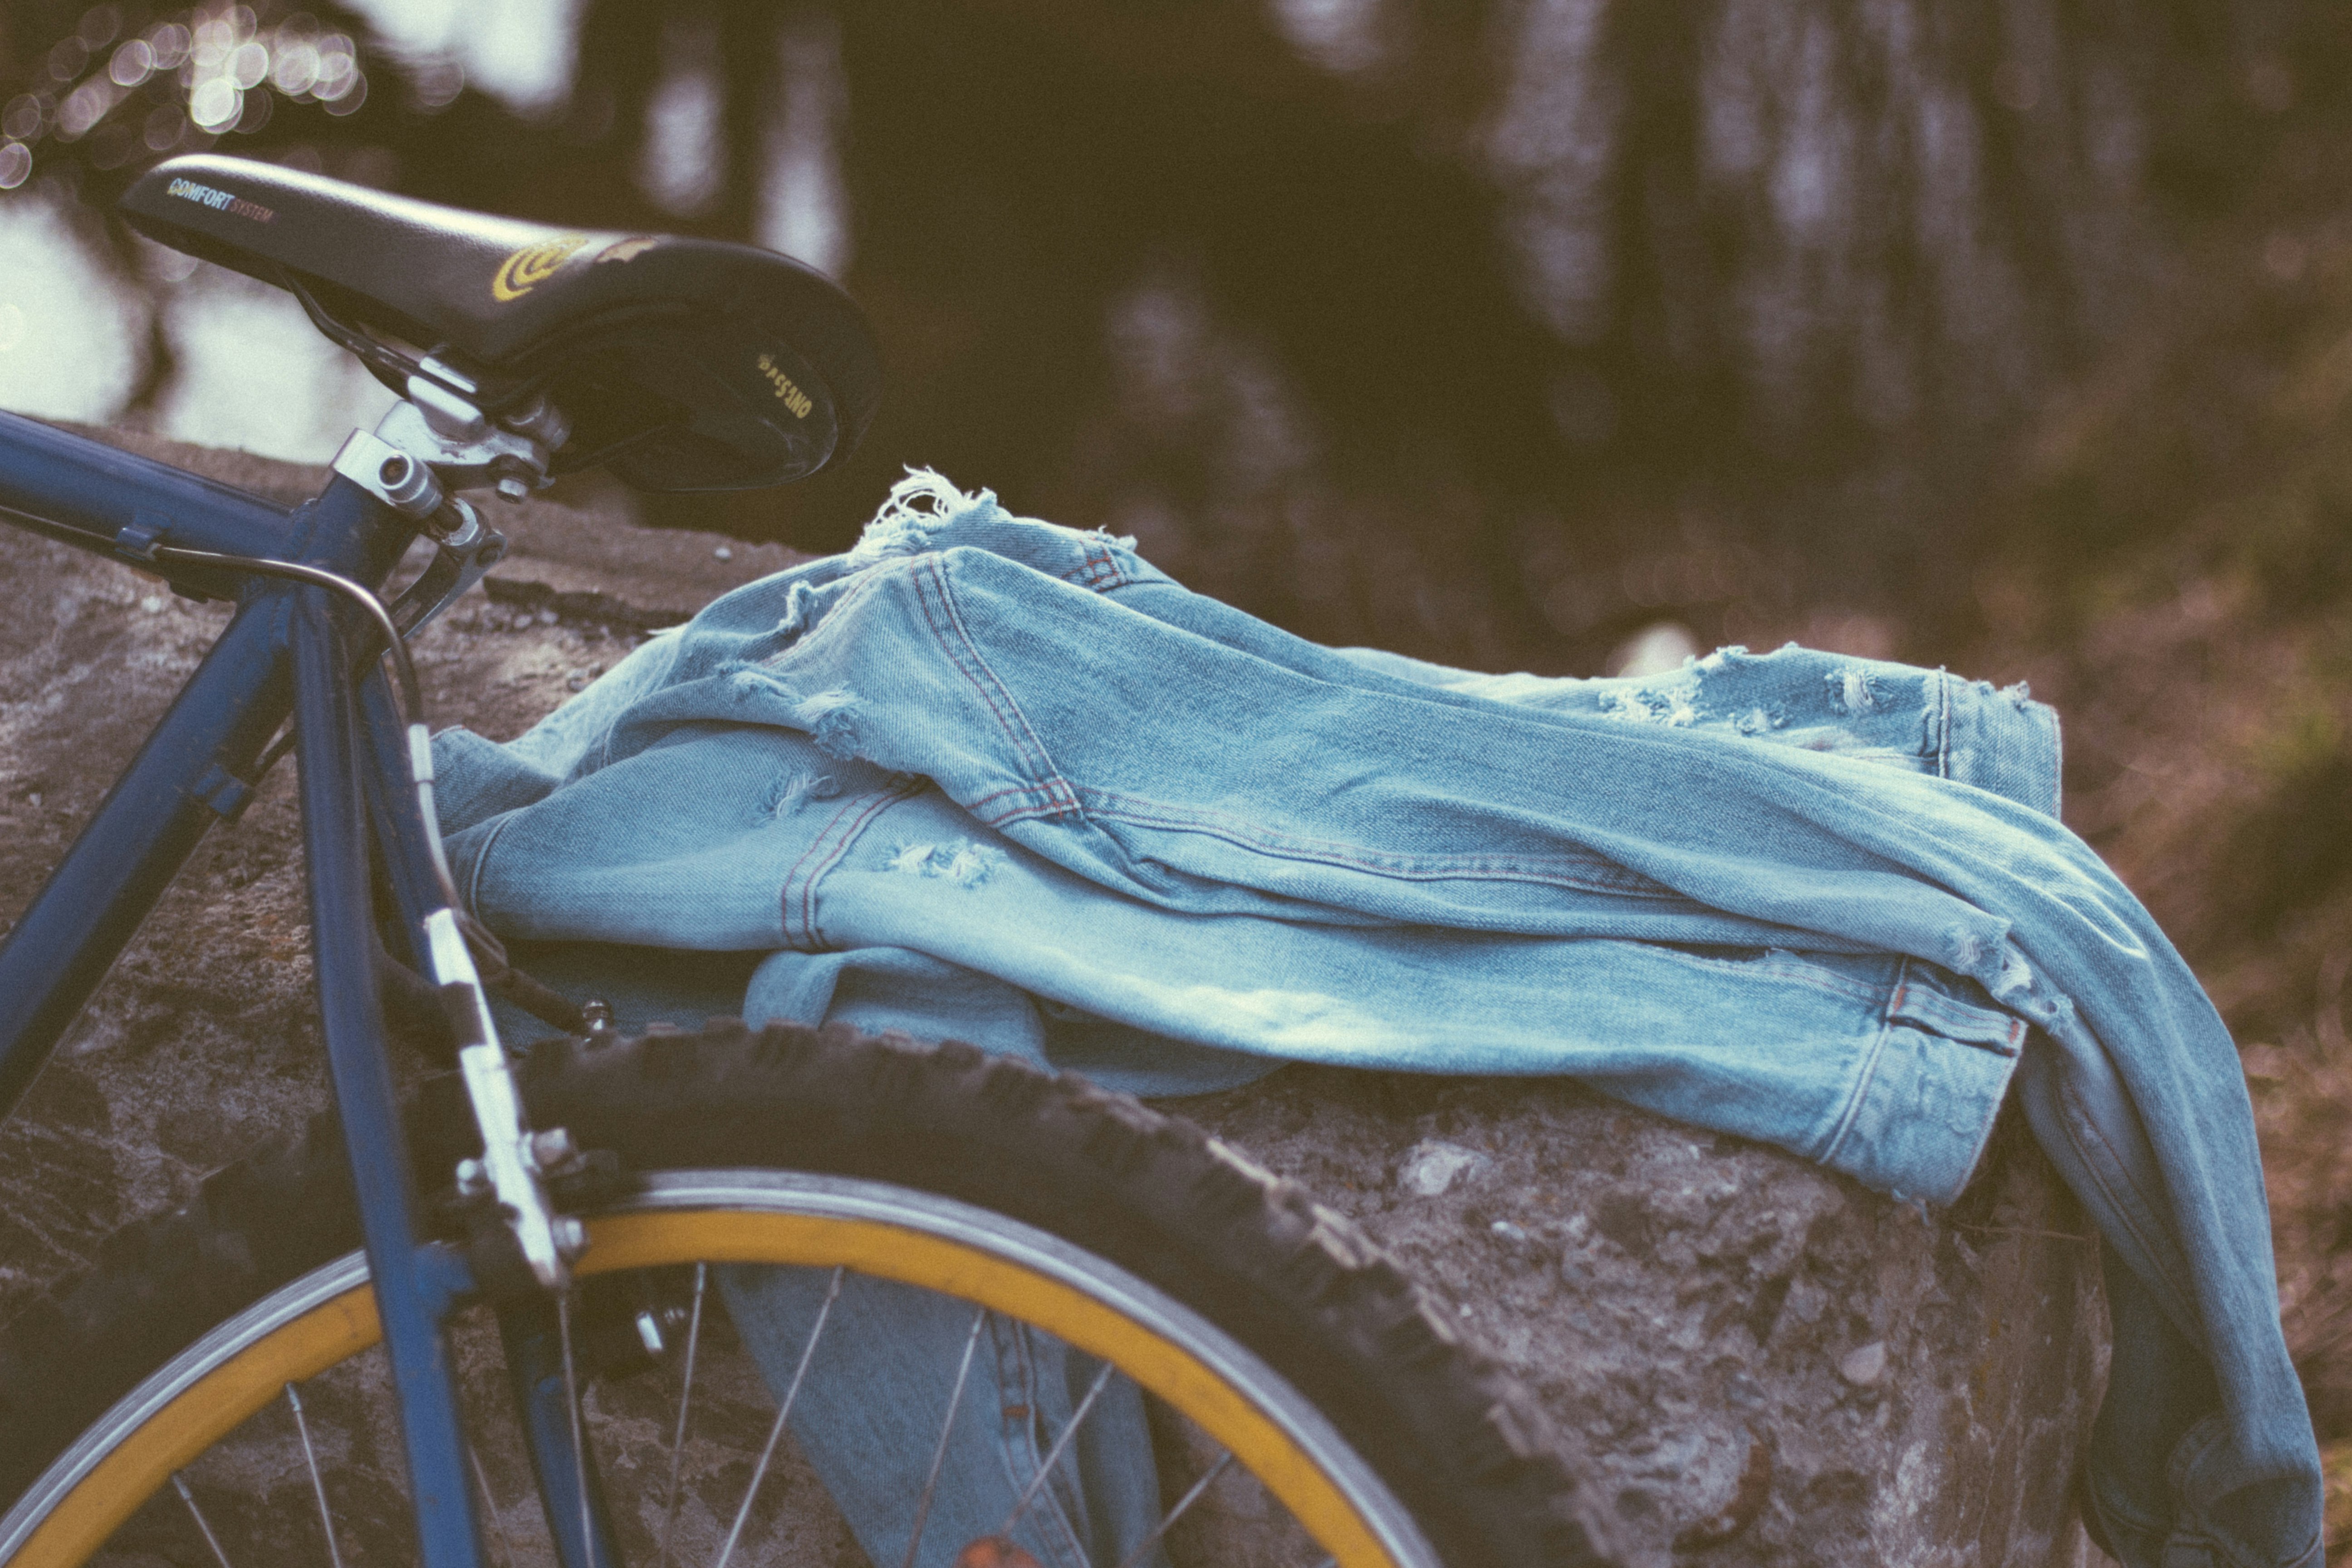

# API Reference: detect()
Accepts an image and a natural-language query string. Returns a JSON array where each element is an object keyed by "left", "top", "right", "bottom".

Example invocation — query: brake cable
[{"left": 155, "top": 544, "right": 589, "bottom": 1038}]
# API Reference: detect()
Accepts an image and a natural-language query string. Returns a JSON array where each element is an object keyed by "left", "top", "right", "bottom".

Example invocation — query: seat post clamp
[{"left": 330, "top": 428, "right": 446, "bottom": 519}]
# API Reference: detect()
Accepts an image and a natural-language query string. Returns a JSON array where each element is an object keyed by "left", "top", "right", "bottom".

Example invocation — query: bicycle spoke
[
  {"left": 558, "top": 1291, "right": 596, "bottom": 1568},
  {"left": 170, "top": 1471, "right": 237, "bottom": 1568},
  {"left": 283, "top": 1382, "right": 348, "bottom": 1568},
  {"left": 995, "top": 1358, "right": 1117, "bottom": 1539},
  {"left": 656, "top": 1261, "right": 709, "bottom": 1568},
  {"left": 469, "top": 1441, "right": 518, "bottom": 1568},
  {"left": 901, "top": 1305, "right": 990, "bottom": 1568},
  {"left": 714, "top": 1264, "right": 845, "bottom": 1568},
  {"left": 1111, "top": 1449, "right": 1235, "bottom": 1568}
]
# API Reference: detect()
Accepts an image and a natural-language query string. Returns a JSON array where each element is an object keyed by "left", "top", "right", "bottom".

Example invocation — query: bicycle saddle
[{"left": 117, "top": 154, "right": 880, "bottom": 492}]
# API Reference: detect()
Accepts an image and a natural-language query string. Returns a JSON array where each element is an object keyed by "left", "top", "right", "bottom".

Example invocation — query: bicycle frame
[{"left": 0, "top": 407, "right": 604, "bottom": 1568}]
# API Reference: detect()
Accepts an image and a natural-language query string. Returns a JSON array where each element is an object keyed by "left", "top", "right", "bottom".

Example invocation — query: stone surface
[
  {"left": 1169, "top": 1071, "right": 2112, "bottom": 1568},
  {"left": 0, "top": 426, "right": 2114, "bottom": 1566},
  {"left": 1397, "top": 1137, "right": 1491, "bottom": 1196}
]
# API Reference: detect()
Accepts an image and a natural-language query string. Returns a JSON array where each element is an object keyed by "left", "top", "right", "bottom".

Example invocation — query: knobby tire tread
[{"left": 0, "top": 1021, "right": 1618, "bottom": 1567}]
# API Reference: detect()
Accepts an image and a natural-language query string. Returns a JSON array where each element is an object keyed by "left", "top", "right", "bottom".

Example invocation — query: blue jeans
[
  {"left": 441, "top": 474, "right": 2320, "bottom": 1567},
  {"left": 717, "top": 1267, "right": 1167, "bottom": 1568}
]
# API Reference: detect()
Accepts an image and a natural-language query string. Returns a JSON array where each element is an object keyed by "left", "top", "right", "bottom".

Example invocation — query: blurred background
[{"left": 3, "top": 0, "right": 2351, "bottom": 1545}]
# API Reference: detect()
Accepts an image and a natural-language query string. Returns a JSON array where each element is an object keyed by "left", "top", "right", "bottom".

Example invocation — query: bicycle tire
[{"left": 0, "top": 1021, "right": 1617, "bottom": 1567}]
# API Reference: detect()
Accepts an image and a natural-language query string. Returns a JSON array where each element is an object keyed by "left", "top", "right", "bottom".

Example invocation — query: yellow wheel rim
[{"left": 11, "top": 1195, "right": 1412, "bottom": 1568}]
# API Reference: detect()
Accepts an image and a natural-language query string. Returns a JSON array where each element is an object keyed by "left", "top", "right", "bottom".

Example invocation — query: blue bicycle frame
[{"left": 0, "top": 407, "right": 606, "bottom": 1568}]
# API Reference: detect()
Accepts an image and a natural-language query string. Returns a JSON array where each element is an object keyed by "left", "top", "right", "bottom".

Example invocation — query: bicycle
[{"left": 0, "top": 154, "right": 1607, "bottom": 1568}]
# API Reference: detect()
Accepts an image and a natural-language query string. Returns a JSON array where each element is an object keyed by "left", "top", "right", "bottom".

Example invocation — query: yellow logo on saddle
[
  {"left": 492, "top": 234, "right": 592, "bottom": 301},
  {"left": 756, "top": 353, "right": 814, "bottom": 419}
]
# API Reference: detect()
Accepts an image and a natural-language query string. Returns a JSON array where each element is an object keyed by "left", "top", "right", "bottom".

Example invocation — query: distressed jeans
[
  {"left": 716, "top": 1267, "right": 1167, "bottom": 1568},
  {"left": 440, "top": 475, "right": 2320, "bottom": 1568}
]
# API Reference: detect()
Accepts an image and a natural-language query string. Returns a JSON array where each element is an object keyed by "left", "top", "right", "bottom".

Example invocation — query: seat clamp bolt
[{"left": 527, "top": 1127, "right": 578, "bottom": 1171}]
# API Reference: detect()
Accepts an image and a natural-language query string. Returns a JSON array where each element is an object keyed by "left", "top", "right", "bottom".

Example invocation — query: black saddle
[{"left": 118, "top": 154, "right": 881, "bottom": 492}]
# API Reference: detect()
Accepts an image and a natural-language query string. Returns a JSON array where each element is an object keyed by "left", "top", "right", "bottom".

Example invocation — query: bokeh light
[
  {"left": 76, "top": 5, "right": 121, "bottom": 48},
  {"left": 187, "top": 76, "right": 239, "bottom": 132},
  {"left": 48, "top": 38, "right": 89, "bottom": 84},
  {"left": 108, "top": 39, "right": 153, "bottom": 88},
  {"left": 270, "top": 39, "right": 318, "bottom": 96},
  {"left": 411, "top": 57, "right": 464, "bottom": 110},
  {"left": 148, "top": 23, "right": 191, "bottom": 70},
  {"left": 0, "top": 4, "right": 396, "bottom": 183},
  {"left": 0, "top": 97, "right": 40, "bottom": 142},
  {"left": 225, "top": 40, "right": 268, "bottom": 90},
  {"left": 315, "top": 36, "right": 359, "bottom": 100}
]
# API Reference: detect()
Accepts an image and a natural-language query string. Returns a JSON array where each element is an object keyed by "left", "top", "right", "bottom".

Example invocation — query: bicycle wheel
[{"left": 0, "top": 1022, "right": 1615, "bottom": 1568}]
